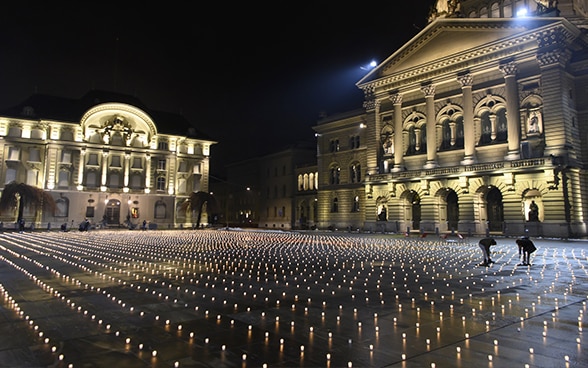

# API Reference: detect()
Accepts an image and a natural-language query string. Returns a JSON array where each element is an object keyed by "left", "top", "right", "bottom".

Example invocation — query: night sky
[{"left": 0, "top": 1, "right": 435, "bottom": 177}]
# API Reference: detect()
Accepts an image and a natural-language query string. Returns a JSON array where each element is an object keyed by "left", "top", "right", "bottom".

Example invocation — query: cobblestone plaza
[{"left": 0, "top": 229, "right": 586, "bottom": 367}]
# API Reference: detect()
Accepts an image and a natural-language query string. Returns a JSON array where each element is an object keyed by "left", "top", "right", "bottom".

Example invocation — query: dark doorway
[
  {"left": 446, "top": 190, "right": 459, "bottom": 231},
  {"left": 486, "top": 187, "right": 503, "bottom": 231},
  {"left": 409, "top": 191, "right": 421, "bottom": 231}
]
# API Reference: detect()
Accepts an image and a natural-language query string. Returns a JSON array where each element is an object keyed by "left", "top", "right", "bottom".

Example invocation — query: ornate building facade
[
  {"left": 0, "top": 91, "right": 216, "bottom": 229},
  {"left": 314, "top": 0, "right": 588, "bottom": 238}
]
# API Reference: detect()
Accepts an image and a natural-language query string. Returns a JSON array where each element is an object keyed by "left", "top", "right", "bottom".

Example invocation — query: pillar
[
  {"left": 421, "top": 84, "right": 437, "bottom": 168},
  {"left": 458, "top": 73, "right": 476, "bottom": 164},
  {"left": 499, "top": 61, "right": 521, "bottom": 160},
  {"left": 390, "top": 93, "right": 405, "bottom": 172}
]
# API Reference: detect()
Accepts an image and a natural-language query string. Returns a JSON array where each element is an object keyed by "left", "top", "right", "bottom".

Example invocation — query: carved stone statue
[{"left": 528, "top": 200, "right": 540, "bottom": 222}]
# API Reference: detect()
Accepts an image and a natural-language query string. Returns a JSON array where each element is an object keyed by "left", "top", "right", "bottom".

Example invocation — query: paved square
[{"left": 0, "top": 230, "right": 586, "bottom": 367}]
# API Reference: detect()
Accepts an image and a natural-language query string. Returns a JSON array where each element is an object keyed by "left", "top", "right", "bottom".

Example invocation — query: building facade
[
  {"left": 258, "top": 147, "right": 316, "bottom": 230},
  {"left": 314, "top": 0, "right": 588, "bottom": 238},
  {"left": 216, "top": 145, "right": 317, "bottom": 230},
  {"left": 0, "top": 91, "right": 216, "bottom": 230}
]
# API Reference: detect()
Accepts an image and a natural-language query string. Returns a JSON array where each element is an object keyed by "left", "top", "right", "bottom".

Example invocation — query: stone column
[
  {"left": 124, "top": 153, "right": 130, "bottom": 189},
  {"left": 390, "top": 93, "right": 404, "bottom": 172},
  {"left": 145, "top": 154, "right": 151, "bottom": 193},
  {"left": 499, "top": 61, "right": 521, "bottom": 160},
  {"left": 101, "top": 151, "right": 108, "bottom": 187},
  {"left": 421, "top": 84, "right": 437, "bottom": 168},
  {"left": 458, "top": 73, "right": 476, "bottom": 164},
  {"left": 77, "top": 148, "right": 86, "bottom": 190}
]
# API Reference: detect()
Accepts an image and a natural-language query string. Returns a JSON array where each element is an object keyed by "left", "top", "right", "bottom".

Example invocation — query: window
[
  {"left": 26, "top": 170, "right": 38, "bottom": 186},
  {"left": 5, "top": 168, "right": 16, "bottom": 184},
  {"left": 86, "top": 171, "right": 97, "bottom": 187},
  {"left": 331, "top": 197, "right": 338, "bottom": 213},
  {"left": 350, "top": 135, "right": 360, "bottom": 149},
  {"left": 28, "top": 148, "right": 41, "bottom": 162},
  {"left": 350, "top": 163, "right": 361, "bottom": 183},
  {"left": 193, "top": 163, "right": 201, "bottom": 174},
  {"left": 58, "top": 171, "right": 69, "bottom": 188},
  {"left": 130, "top": 173, "right": 142, "bottom": 189},
  {"left": 329, "top": 139, "right": 340, "bottom": 152},
  {"left": 329, "top": 166, "right": 340, "bottom": 185},
  {"left": 158, "top": 141, "right": 168, "bottom": 151},
  {"left": 55, "top": 197, "right": 69, "bottom": 217},
  {"left": 154, "top": 200, "right": 166, "bottom": 219},
  {"left": 61, "top": 151, "right": 72, "bottom": 164},
  {"left": 111, "top": 155, "right": 121, "bottom": 167},
  {"left": 178, "top": 161, "right": 187, "bottom": 172},
  {"left": 352, "top": 196, "right": 360, "bottom": 212},
  {"left": 109, "top": 173, "right": 121, "bottom": 188},
  {"left": 87, "top": 153, "right": 99, "bottom": 166},
  {"left": 157, "top": 159, "right": 166, "bottom": 170},
  {"left": 8, "top": 147, "right": 20, "bottom": 161},
  {"left": 156, "top": 176, "right": 166, "bottom": 191},
  {"left": 132, "top": 157, "right": 142, "bottom": 168}
]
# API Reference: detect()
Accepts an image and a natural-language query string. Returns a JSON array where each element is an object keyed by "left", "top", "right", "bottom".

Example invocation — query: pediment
[{"left": 358, "top": 17, "right": 566, "bottom": 86}]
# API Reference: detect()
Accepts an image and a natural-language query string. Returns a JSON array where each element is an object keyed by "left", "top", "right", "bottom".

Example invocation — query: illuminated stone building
[
  {"left": 0, "top": 91, "right": 216, "bottom": 229},
  {"left": 314, "top": 0, "right": 588, "bottom": 238}
]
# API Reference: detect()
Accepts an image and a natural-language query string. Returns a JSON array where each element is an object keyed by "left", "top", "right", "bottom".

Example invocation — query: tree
[
  {"left": 179, "top": 191, "right": 220, "bottom": 228},
  {"left": 0, "top": 182, "right": 56, "bottom": 224}
]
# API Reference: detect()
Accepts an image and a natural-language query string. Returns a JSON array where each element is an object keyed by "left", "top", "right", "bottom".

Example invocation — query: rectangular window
[
  {"left": 29, "top": 148, "right": 41, "bottom": 162},
  {"left": 132, "top": 157, "right": 142, "bottom": 168},
  {"left": 156, "top": 176, "right": 166, "bottom": 191},
  {"left": 85, "top": 206, "right": 95, "bottom": 218},
  {"left": 157, "top": 159, "right": 166, "bottom": 170},
  {"left": 109, "top": 173, "right": 120, "bottom": 188},
  {"left": 8, "top": 147, "right": 20, "bottom": 160},
  {"left": 58, "top": 171, "right": 69, "bottom": 188},
  {"left": 5, "top": 168, "right": 16, "bottom": 184},
  {"left": 87, "top": 153, "right": 99, "bottom": 166},
  {"left": 111, "top": 155, "right": 121, "bottom": 167},
  {"left": 61, "top": 151, "right": 72, "bottom": 163}
]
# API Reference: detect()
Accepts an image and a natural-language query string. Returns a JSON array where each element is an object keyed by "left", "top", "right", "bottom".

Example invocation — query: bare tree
[
  {"left": 179, "top": 191, "right": 220, "bottom": 228},
  {"left": 0, "top": 182, "right": 56, "bottom": 224}
]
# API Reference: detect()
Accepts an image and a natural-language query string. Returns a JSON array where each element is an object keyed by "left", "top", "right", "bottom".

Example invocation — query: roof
[
  {"left": 0, "top": 90, "right": 215, "bottom": 140},
  {"left": 357, "top": 16, "right": 585, "bottom": 88}
]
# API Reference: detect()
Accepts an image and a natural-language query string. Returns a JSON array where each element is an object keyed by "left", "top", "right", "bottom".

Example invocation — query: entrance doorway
[
  {"left": 104, "top": 199, "right": 121, "bottom": 226},
  {"left": 486, "top": 187, "right": 503, "bottom": 231},
  {"left": 446, "top": 190, "right": 459, "bottom": 231},
  {"left": 408, "top": 190, "right": 421, "bottom": 231}
]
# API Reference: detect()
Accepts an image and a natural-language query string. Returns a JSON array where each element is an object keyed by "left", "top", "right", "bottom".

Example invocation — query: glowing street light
[{"left": 360, "top": 60, "right": 377, "bottom": 71}]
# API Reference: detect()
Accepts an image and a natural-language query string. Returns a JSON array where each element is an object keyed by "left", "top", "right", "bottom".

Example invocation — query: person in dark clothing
[
  {"left": 478, "top": 237, "right": 497, "bottom": 266},
  {"left": 516, "top": 237, "right": 537, "bottom": 266}
]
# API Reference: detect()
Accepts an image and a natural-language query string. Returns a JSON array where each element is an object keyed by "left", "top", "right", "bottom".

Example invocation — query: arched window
[
  {"left": 349, "top": 163, "right": 361, "bottom": 183},
  {"left": 55, "top": 197, "right": 69, "bottom": 217},
  {"left": 351, "top": 196, "right": 360, "bottom": 212},
  {"left": 331, "top": 197, "right": 338, "bottom": 213},
  {"left": 329, "top": 165, "right": 340, "bottom": 185},
  {"left": 154, "top": 200, "right": 166, "bottom": 219}
]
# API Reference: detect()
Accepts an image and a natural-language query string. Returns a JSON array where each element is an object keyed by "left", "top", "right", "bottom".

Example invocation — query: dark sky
[{"left": 0, "top": 2, "right": 435, "bottom": 176}]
